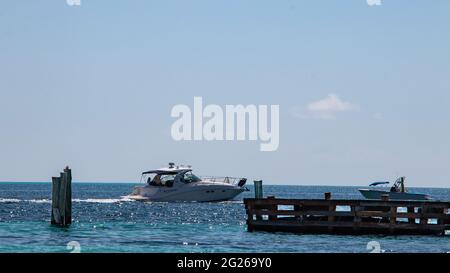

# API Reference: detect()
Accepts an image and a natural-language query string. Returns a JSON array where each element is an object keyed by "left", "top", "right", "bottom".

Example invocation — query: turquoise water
[{"left": 0, "top": 183, "right": 449, "bottom": 253}]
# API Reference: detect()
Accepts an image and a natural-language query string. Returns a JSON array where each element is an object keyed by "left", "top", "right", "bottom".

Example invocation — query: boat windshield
[
  {"left": 161, "top": 174, "right": 176, "bottom": 185},
  {"left": 392, "top": 177, "right": 406, "bottom": 193},
  {"left": 183, "top": 172, "right": 202, "bottom": 183},
  {"left": 148, "top": 174, "right": 176, "bottom": 187}
]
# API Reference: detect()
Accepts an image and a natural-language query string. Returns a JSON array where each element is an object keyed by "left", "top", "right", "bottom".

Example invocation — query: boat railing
[{"left": 201, "top": 176, "right": 243, "bottom": 185}]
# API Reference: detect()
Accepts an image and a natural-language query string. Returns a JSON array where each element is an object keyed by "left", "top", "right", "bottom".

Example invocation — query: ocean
[{"left": 0, "top": 183, "right": 449, "bottom": 253}]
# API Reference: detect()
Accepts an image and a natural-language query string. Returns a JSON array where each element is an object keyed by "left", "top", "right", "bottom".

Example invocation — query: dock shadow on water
[{"left": 0, "top": 183, "right": 449, "bottom": 253}]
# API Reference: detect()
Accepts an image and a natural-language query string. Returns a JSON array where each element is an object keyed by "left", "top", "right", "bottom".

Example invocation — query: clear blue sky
[{"left": 1, "top": 1, "right": 450, "bottom": 186}]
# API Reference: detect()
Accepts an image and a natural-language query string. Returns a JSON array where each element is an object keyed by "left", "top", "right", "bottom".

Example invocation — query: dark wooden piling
[
  {"left": 51, "top": 167, "right": 72, "bottom": 227},
  {"left": 244, "top": 197, "right": 450, "bottom": 236},
  {"left": 251, "top": 180, "right": 262, "bottom": 223},
  {"left": 254, "top": 180, "right": 263, "bottom": 199}
]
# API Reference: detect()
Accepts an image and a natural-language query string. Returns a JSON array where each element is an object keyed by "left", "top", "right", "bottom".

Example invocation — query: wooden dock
[{"left": 244, "top": 196, "right": 450, "bottom": 235}]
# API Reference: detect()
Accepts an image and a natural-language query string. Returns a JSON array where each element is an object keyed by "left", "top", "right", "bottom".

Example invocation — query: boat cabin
[{"left": 142, "top": 165, "right": 201, "bottom": 187}]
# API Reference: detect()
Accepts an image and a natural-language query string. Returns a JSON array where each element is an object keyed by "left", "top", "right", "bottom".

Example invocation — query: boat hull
[
  {"left": 129, "top": 184, "right": 246, "bottom": 202},
  {"left": 359, "top": 189, "right": 432, "bottom": 201}
]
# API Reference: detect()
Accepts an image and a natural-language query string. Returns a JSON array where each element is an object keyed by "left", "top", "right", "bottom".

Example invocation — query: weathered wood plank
[
  {"left": 59, "top": 172, "right": 68, "bottom": 226},
  {"left": 244, "top": 198, "right": 450, "bottom": 207},
  {"left": 248, "top": 210, "right": 450, "bottom": 219},
  {"left": 51, "top": 177, "right": 61, "bottom": 225},
  {"left": 250, "top": 220, "right": 446, "bottom": 231},
  {"left": 247, "top": 197, "right": 445, "bottom": 205},
  {"left": 66, "top": 168, "right": 72, "bottom": 226},
  {"left": 249, "top": 210, "right": 355, "bottom": 217}
]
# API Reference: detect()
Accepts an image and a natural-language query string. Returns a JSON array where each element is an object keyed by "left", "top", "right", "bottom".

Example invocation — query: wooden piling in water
[
  {"left": 254, "top": 180, "right": 263, "bottom": 199},
  {"left": 51, "top": 167, "right": 72, "bottom": 227}
]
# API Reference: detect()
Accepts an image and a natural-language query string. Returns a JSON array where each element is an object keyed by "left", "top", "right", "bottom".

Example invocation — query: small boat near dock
[{"left": 359, "top": 177, "right": 433, "bottom": 201}]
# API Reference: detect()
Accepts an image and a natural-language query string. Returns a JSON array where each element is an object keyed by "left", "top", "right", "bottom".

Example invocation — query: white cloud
[
  {"left": 366, "top": 0, "right": 382, "bottom": 6},
  {"left": 307, "top": 94, "right": 356, "bottom": 112},
  {"left": 292, "top": 94, "right": 359, "bottom": 120}
]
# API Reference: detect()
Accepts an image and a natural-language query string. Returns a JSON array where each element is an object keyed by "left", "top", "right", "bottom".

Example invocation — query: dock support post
[
  {"left": 389, "top": 206, "right": 397, "bottom": 234},
  {"left": 352, "top": 205, "right": 362, "bottom": 233},
  {"left": 51, "top": 166, "right": 72, "bottom": 227},
  {"left": 324, "top": 192, "right": 334, "bottom": 231},
  {"left": 267, "top": 195, "right": 277, "bottom": 221},
  {"left": 254, "top": 180, "right": 263, "bottom": 199},
  {"left": 407, "top": 206, "right": 416, "bottom": 224}
]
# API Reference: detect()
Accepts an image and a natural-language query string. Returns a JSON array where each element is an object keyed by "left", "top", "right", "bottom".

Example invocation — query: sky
[{"left": 1, "top": 0, "right": 450, "bottom": 187}]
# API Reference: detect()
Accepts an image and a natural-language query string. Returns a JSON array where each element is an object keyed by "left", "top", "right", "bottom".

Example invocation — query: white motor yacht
[{"left": 127, "top": 163, "right": 248, "bottom": 202}]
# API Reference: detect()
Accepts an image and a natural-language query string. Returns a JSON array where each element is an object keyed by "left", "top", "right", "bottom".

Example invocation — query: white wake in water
[
  {"left": 72, "top": 198, "right": 134, "bottom": 204},
  {"left": 0, "top": 197, "right": 134, "bottom": 204},
  {"left": 0, "top": 198, "right": 21, "bottom": 203},
  {"left": 27, "top": 199, "right": 51, "bottom": 204}
]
